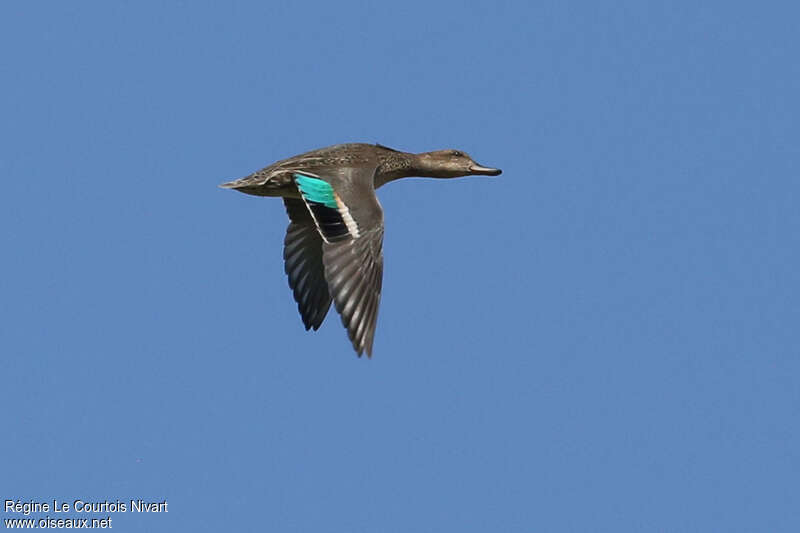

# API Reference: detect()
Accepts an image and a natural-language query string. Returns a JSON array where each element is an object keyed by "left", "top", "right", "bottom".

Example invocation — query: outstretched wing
[
  {"left": 282, "top": 198, "right": 332, "bottom": 330},
  {"left": 322, "top": 225, "right": 384, "bottom": 357},
  {"left": 294, "top": 167, "right": 384, "bottom": 357}
]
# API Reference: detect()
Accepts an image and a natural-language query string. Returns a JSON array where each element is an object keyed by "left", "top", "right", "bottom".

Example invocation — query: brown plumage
[{"left": 221, "top": 143, "right": 501, "bottom": 357}]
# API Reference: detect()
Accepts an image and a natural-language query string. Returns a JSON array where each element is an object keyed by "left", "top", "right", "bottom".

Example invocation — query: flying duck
[{"left": 221, "top": 143, "right": 501, "bottom": 357}]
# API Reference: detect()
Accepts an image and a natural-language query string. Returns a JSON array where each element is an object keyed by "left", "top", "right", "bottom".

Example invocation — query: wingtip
[{"left": 353, "top": 342, "right": 374, "bottom": 358}]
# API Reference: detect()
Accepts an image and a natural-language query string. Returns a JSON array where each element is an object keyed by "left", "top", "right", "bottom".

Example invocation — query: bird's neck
[
  {"left": 377, "top": 152, "right": 453, "bottom": 188},
  {"left": 375, "top": 152, "right": 421, "bottom": 188}
]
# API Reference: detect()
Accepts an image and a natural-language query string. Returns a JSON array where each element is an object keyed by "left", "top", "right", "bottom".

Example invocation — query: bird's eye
[{"left": 451, "top": 150, "right": 463, "bottom": 157}]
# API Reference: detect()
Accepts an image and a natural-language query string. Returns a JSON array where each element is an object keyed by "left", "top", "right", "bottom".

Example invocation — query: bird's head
[{"left": 414, "top": 149, "right": 502, "bottom": 178}]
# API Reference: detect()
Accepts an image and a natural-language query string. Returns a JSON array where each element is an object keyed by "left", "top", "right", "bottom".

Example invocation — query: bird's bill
[{"left": 469, "top": 164, "right": 502, "bottom": 176}]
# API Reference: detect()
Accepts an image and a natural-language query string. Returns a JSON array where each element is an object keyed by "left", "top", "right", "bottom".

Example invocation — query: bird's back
[{"left": 220, "top": 143, "right": 404, "bottom": 196}]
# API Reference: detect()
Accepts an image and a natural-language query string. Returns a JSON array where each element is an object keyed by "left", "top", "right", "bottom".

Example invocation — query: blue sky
[{"left": 2, "top": 1, "right": 799, "bottom": 531}]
